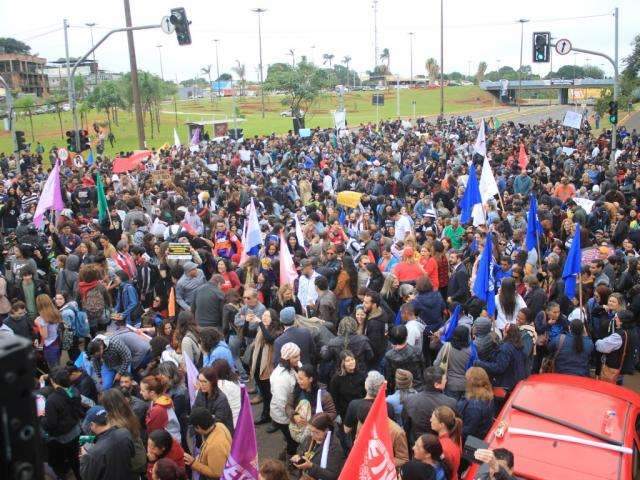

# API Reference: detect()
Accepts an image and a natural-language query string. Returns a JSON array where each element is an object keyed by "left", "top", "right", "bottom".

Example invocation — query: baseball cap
[{"left": 82, "top": 406, "right": 108, "bottom": 433}]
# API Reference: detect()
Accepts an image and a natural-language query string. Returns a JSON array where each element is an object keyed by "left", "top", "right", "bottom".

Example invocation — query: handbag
[
  {"left": 289, "top": 399, "right": 312, "bottom": 443},
  {"left": 540, "top": 334, "right": 564, "bottom": 373},
  {"left": 600, "top": 332, "right": 628, "bottom": 383}
]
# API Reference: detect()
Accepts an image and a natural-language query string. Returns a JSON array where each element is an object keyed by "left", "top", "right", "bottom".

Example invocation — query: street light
[
  {"left": 213, "top": 39, "right": 221, "bottom": 100},
  {"left": 516, "top": 18, "right": 529, "bottom": 112},
  {"left": 439, "top": 0, "right": 444, "bottom": 115},
  {"left": 156, "top": 44, "right": 164, "bottom": 81},
  {"left": 251, "top": 8, "right": 267, "bottom": 119},
  {"left": 85, "top": 22, "right": 98, "bottom": 88},
  {"left": 409, "top": 32, "right": 414, "bottom": 89}
]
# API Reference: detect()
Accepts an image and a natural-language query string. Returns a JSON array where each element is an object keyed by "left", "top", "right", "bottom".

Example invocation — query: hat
[
  {"left": 395, "top": 369, "right": 413, "bottom": 390},
  {"left": 280, "top": 307, "right": 296, "bottom": 326},
  {"left": 183, "top": 261, "right": 198, "bottom": 273},
  {"left": 82, "top": 406, "right": 108, "bottom": 433},
  {"left": 398, "top": 284, "right": 415, "bottom": 298},
  {"left": 280, "top": 342, "right": 300, "bottom": 360}
]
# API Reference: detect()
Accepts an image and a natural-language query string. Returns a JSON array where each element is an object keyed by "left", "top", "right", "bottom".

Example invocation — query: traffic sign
[
  {"left": 555, "top": 39, "right": 572, "bottom": 55},
  {"left": 57, "top": 147, "right": 69, "bottom": 161},
  {"left": 161, "top": 16, "right": 175, "bottom": 34}
]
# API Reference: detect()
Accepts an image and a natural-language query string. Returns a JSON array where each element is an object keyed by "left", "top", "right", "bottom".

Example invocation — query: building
[
  {"left": 0, "top": 53, "right": 48, "bottom": 96},
  {"left": 44, "top": 59, "right": 122, "bottom": 94}
]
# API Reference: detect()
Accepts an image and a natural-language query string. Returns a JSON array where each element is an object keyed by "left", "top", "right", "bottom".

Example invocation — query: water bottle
[{"left": 602, "top": 410, "right": 616, "bottom": 436}]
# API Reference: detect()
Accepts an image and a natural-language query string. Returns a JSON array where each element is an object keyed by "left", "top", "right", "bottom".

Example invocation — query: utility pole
[
  {"left": 373, "top": 0, "right": 379, "bottom": 69},
  {"left": 251, "top": 8, "right": 267, "bottom": 119},
  {"left": 174, "top": 73, "right": 179, "bottom": 128},
  {"left": 156, "top": 44, "right": 164, "bottom": 81},
  {"left": 0, "top": 75, "right": 17, "bottom": 155},
  {"left": 439, "top": 0, "right": 444, "bottom": 115},
  {"left": 123, "top": 0, "right": 145, "bottom": 149},
  {"left": 85, "top": 22, "right": 98, "bottom": 89},
  {"left": 396, "top": 74, "right": 400, "bottom": 116},
  {"left": 516, "top": 18, "right": 529, "bottom": 112},
  {"left": 409, "top": 32, "right": 414, "bottom": 89},
  {"left": 64, "top": 19, "right": 78, "bottom": 136},
  {"left": 214, "top": 39, "right": 221, "bottom": 100}
]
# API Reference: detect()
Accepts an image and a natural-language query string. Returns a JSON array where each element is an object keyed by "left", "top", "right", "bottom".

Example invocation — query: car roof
[{"left": 485, "top": 374, "right": 640, "bottom": 480}]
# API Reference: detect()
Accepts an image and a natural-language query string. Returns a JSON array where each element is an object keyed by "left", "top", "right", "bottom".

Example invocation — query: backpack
[
  {"left": 83, "top": 286, "right": 108, "bottom": 327},
  {"left": 69, "top": 307, "right": 90, "bottom": 338}
]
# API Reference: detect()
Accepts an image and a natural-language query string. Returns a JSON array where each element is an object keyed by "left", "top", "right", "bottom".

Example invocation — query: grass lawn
[{"left": 0, "top": 86, "right": 497, "bottom": 157}]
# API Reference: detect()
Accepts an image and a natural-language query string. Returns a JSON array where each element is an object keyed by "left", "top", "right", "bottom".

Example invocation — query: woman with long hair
[
  {"left": 78, "top": 263, "right": 111, "bottom": 335},
  {"left": 456, "top": 367, "right": 494, "bottom": 442},
  {"left": 251, "top": 308, "right": 283, "bottom": 425},
  {"left": 365, "top": 262, "right": 385, "bottom": 293},
  {"left": 334, "top": 255, "right": 358, "bottom": 318},
  {"left": 433, "top": 325, "right": 475, "bottom": 400},
  {"left": 35, "top": 294, "right": 63, "bottom": 368},
  {"left": 475, "top": 323, "right": 528, "bottom": 391},
  {"left": 406, "top": 433, "right": 449, "bottom": 480},
  {"left": 193, "top": 366, "right": 234, "bottom": 434},
  {"left": 215, "top": 258, "right": 241, "bottom": 294},
  {"left": 533, "top": 301, "right": 568, "bottom": 372},
  {"left": 289, "top": 413, "right": 345, "bottom": 480},
  {"left": 419, "top": 242, "right": 439, "bottom": 291},
  {"left": 272, "top": 283, "right": 304, "bottom": 315},
  {"left": 393, "top": 247, "right": 425, "bottom": 284},
  {"left": 430, "top": 406, "right": 463, "bottom": 480},
  {"left": 433, "top": 241, "right": 450, "bottom": 300},
  {"left": 548, "top": 319, "right": 594, "bottom": 377},
  {"left": 174, "top": 310, "right": 201, "bottom": 367},
  {"left": 293, "top": 365, "right": 337, "bottom": 426},
  {"left": 328, "top": 350, "right": 366, "bottom": 419},
  {"left": 209, "top": 359, "right": 242, "bottom": 427},
  {"left": 380, "top": 273, "right": 401, "bottom": 313},
  {"left": 495, "top": 277, "right": 527, "bottom": 331}
]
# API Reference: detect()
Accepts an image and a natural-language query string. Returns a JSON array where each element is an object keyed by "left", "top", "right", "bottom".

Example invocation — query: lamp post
[
  {"left": 409, "top": 32, "right": 414, "bottom": 89},
  {"left": 439, "top": 0, "right": 444, "bottom": 115},
  {"left": 516, "top": 18, "right": 529, "bottom": 112},
  {"left": 251, "top": 8, "right": 267, "bottom": 119},
  {"left": 213, "top": 39, "right": 221, "bottom": 101},
  {"left": 85, "top": 22, "right": 98, "bottom": 89},
  {"left": 156, "top": 44, "right": 164, "bottom": 81}
]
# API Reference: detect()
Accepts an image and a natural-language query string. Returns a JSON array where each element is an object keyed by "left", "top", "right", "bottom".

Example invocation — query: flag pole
[{"left": 535, "top": 229, "right": 542, "bottom": 270}]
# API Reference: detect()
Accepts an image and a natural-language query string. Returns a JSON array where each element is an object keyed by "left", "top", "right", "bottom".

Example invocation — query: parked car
[
  {"left": 464, "top": 374, "right": 640, "bottom": 480},
  {"left": 280, "top": 109, "right": 305, "bottom": 117}
]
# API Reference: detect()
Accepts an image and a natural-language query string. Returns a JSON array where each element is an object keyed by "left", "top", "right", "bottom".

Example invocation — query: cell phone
[
  {"left": 291, "top": 457, "right": 306, "bottom": 466},
  {"left": 463, "top": 435, "right": 489, "bottom": 464}
]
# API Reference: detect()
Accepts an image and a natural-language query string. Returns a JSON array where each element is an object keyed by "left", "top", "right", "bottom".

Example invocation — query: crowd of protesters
[{"left": 1, "top": 109, "right": 639, "bottom": 480}]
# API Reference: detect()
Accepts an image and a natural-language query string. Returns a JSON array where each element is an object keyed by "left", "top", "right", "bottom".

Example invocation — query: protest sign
[
  {"left": 563, "top": 111, "right": 583, "bottom": 130},
  {"left": 167, "top": 243, "right": 192, "bottom": 260}
]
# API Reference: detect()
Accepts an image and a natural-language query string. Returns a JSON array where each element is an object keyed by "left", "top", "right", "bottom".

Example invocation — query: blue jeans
[{"left": 228, "top": 334, "right": 248, "bottom": 382}]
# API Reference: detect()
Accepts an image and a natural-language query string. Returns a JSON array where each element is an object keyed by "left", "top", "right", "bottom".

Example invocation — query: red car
[{"left": 465, "top": 374, "right": 640, "bottom": 480}]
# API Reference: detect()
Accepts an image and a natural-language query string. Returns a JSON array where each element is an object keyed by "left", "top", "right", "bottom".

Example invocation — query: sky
[{"left": 1, "top": 0, "right": 638, "bottom": 82}]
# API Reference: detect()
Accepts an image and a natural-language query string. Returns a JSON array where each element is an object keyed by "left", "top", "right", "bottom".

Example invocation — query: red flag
[
  {"left": 180, "top": 220, "right": 197, "bottom": 236},
  {"left": 338, "top": 384, "right": 397, "bottom": 480},
  {"left": 518, "top": 143, "right": 528, "bottom": 171},
  {"left": 367, "top": 249, "right": 376, "bottom": 264}
]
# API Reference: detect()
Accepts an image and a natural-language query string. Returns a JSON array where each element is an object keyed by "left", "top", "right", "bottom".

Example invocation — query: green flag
[
  {"left": 494, "top": 117, "right": 501, "bottom": 129},
  {"left": 96, "top": 174, "right": 109, "bottom": 222}
]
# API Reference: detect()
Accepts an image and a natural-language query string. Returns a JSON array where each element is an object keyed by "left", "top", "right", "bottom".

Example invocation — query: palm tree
[
  {"left": 288, "top": 49, "right": 296, "bottom": 67},
  {"left": 476, "top": 61, "right": 488, "bottom": 83},
  {"left": 201, "top": 65, "right": 214, "bottom": 103},
  {"left": 232, "top": 61, "right": 247, "bottom": 96},
  {"left": 380, "top": 48, "right": 390, "bottom": 71},
  {"left": 426, "top": 57, "right": 440, "bottom": 85},
  {"left": 342, "top": 55, "right": 352, "bottom": 87},
  {"left": 322, "top": 53, "right": 335, "bottom": 68}
]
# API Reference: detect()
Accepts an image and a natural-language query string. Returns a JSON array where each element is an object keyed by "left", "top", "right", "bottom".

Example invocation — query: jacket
[
  {"left": 384, "top": 345, "right": 425, "bottom": 392},
  {"left": 192, "top": 422, "right": 232, "bottom": 480},
  {"left": 145, "top": 394, "right": 182, "bottom": 442},
  {"left": 110, "top": 328, "right": 151, "bottom": 369},
  {"left": 412, "top": 291, "right": 447, "bottom": 333},
  {"left": 55, "top": 255, "right": 80, "bottom": 299},
  {"left": 524, "top": 286, "right": 547, "bottom": 320},
  {"left": 324, "top": 334, "right": 373, "bottom": 373},
  {"left": 269, "top": 364, "right": 297, "bottom": 424},
  {"left": 456, "top": 397, "right": 494, "bottom": 441},
  {"left": 329, "top": 370, "right": 366, "bottom": 418},
  {"left": 192, "top": 283, "right": 225, "bottom": 328},
  {"left": 364, "top": 309, "right": 389, "bottom": 364},
  {"left": 92, "top": 335, "right": 132, "bottom": 377},
  {"left": 203, "top": 340, "right": 234, "bottom": 370},
  {"left": 434, "top": 344, "right": 472, "bottom": 393},
  {"left": 475, "top": 342, "right": 527, "bottom": 391},
  {"left": 193, "top": 390, "right": 234, "bottom": 435},
  {"left": 146, "top": 437, "right": 184, "bottom": 480},
  {"left": 41, "top": 386, "right": 82, "bottom": 438},
  {"left": 80, "top": 427, "right": 135, "bottom": 480},
  {"left": 402, "top": 388, "right": 457, "bottom": 441},
  {"left": 447, "top": 264, "right": 470, "bottom": 304},
  {"left": 115, "top": 281, "right": 139, "bottom": 325},
  {"left": 297, "top": 430, "right": 346, "bottom": 480},
  {"left": 548, "top": 333, "right": 594, "bottom": 377},
  {"left": 273, "top": 326, "right": 316, "bottom": 366}
]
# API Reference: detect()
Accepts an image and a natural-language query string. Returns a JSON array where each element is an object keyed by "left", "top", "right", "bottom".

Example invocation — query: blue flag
[
  {"left": 525, "top": 195, "right": 543, "bottom": 252},
  {"left": 86, "top": 149, "right": 94, "bottom": 166},
  {"left": 441, "top": 304, "right": 462, "bottom": 342},
  {"left": 469, "top": 238, "right": 478, "bottom": 253},
  {"left": 459, "top": 166, "right": 483, "bottom": 225},
  {"left": 562, "top": 223, "right": 582, "bottom": 300},
  {"left": 473, "top": 232, "right": 496, "bottom": 316},
  {"left": 338, "top": 208, "right": 346, "bottom": 226}
]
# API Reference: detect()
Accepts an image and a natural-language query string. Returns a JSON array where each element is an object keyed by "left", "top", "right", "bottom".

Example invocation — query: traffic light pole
[{"left": 69, "top": 23, "right": 162, "bottom": 151}]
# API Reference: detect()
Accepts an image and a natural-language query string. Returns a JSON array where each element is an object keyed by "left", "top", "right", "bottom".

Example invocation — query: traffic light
[
  {"left": 170, "top": 7, "right": 192, "bottom": 46},
  {"left": 15, "top": 131, "right": 27, "bottom": 151},
  {"left": 79, "top": 130, "right": 90, "bottom": 152},
  {"left": 66, "top": 130, "right": 77, "bottom": 152},
  {"left": 608, "top": 101, "right": 618, "bottom": 124},
  {"left": 532, "top": 32, "right": 550, "bottom": 63}
]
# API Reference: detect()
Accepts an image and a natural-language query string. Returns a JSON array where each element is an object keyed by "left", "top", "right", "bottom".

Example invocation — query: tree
[
  {"left": 583, "top": 65, "right": 605, "bottom": 79},
  {"left": 201, "top": 65, "right": 214, "bottom": 103},
  {"left": 380, "top": 48, "right": 390, "bottom": 71},
  {"left": 425, "top": 58, "right": 439, "bottom": 85},
  {"left": 623, "top": 34, "right": 640, "bottom": 82},
  {"left": 89, "top": 80, "right": 126, "bottom": 131},
  {"left": 342, "top": 56, "right": 353, "bottom": 87},
  {"left": 0, "top": 38, "right": 31, "bottom": 54},
  {"left": 77, "top": 101, "right": 91, "bottom": 131},
  {"left": 476, "top": 61, "right": 488, "bottom": 83},
  {"left": 264, "top": 62, "right": 331, "bottom": 123},
  {"left": 448, "top": 71, "right": 464, "bottom": 82},
  {"left": 216, "top": 73, "right": 232, "bottom": 82},
  {"left": 232, "top": 61, "right": 247, "bottom": 95},
  {"left": 322, "top": 53, "right": 335, "bottom": 68},
  {"left": 288, "top": 49, "right": 296, "bottom": 67},
  {"left": 14, "top": 96, "right": 36, "bottom": 143},
  {"left": 45, "top": 94, "right": 66, "bottom": 138},
  {"left": 74, "top": 76, "right": 87, "bottom": 100},
  {"left": 556, "top": 65, "right": 585, "bottom": 79}
]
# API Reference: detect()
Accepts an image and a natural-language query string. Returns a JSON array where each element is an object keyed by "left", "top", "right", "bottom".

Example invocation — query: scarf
[{"left": 78, "top": 280, "right": 100, "bottom": 300}]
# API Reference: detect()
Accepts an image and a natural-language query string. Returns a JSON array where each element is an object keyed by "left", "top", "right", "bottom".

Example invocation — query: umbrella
[{"left": 112, "top": 150, "right": 152, "bottom": 173}]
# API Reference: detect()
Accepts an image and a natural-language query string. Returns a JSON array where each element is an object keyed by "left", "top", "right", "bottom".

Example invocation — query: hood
[
  {"left": 154, "top": 394, "right": 174, "bottom": 408},
  {"left": 474, "top": 316, "right": 493, "bottom": 336},
  {"left": 65, "top": 254, "right": 81, "bottom": 273}
]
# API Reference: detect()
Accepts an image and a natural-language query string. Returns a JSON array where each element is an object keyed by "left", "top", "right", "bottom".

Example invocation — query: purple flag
[
  {"left": 222, "top": 386, "right": 258, "bottom": 480},
  {"left": 184, "top": 352, "right": 199, "bottom": 407},
  {"left": 34, "top": 160, "right": 64, "bottom": 227},
  {"left": 190, "top": 127, "right": 201, "bottom": 145}
]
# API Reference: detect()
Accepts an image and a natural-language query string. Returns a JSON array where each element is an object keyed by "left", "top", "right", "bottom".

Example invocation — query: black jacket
[
  {"left": 41, "top": 386, "right": 82, "bottom": 438},
  {"left": 524, "top": 286, "right": 547, "bottom": 320},
  {"left": 448, "top": 264, "right": 470, "bottom": 304},
  {"left": 384, "top": 345, "right": 425, "bottom": 392},
  {"left": 192, "top": 283, "right": 225, "bottom": 328},
  {"left": 365, "top": 310, "right": 389, "bottom": 365},
  {"left": 80, "top": 427, "right": 135, "bottom": 480},
  {"left": 402, "top": 389, "right": 457, "bottom": 442},
  {"left": 329, "top": 370, "right": 367, "bottom": 418},
  {"left": 192, "top": 390, "right": 234, "bottom": 435},
  {"left": 273, "top": 326, "right": 316, "bottom": 366}
]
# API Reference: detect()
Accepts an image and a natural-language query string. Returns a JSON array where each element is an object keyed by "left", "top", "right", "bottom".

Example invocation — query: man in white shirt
[
  {"left": 322, "top": 168, "right": 334, "bottom": 194},
  {"left": 400, "top": 303, "right": 425, "bottom": 354},
  {"left": 297, "top": 259, "right": 319, "bottom": 315},
  {"left": 394, "top": 208, "right": 413, "bottom": 243}
]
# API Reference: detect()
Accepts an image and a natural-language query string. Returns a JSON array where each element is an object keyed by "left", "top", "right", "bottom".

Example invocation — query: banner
[
  {"left": 167, "top": 243, "right": 192, "bottom": 260},
  {"left": 299, "top": 128, "right": 312, "bottom": 138},
  {"left": 334, "top": 110, "right": 346, "bottom": 130},
  {"left": 563, "top": 111, "right": 583, "bottom": 130},
  {"left": 336, "top": 191, "right": 363, "bottom": 209}
]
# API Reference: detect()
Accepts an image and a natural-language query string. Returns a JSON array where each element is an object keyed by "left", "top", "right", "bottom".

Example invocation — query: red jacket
[{"left": 146, "top": 438, "right": 185, "bottom": 480}]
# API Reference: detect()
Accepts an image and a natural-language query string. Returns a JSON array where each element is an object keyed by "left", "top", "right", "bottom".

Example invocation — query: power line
[{"left": 21, "top": 27, "right": 63, "bottom": 41}]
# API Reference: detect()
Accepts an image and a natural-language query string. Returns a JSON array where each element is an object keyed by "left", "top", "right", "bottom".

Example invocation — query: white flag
[
  {"left": 473, "top": 118, "right": 487, "bottom": 158},
  {"left": 479, "top": 156, "right": 499, "bottom": 203},
  {"left": 173, "top": 128, "right": 181, "bottom": 147},
  {"left": 294, "top": 214, "right": 306, "bottom": 252}
]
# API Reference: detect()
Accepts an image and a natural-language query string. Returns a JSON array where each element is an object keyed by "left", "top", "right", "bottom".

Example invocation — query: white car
[{"left": 280, "top": 110, "right": 305, "bottom": 117}]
